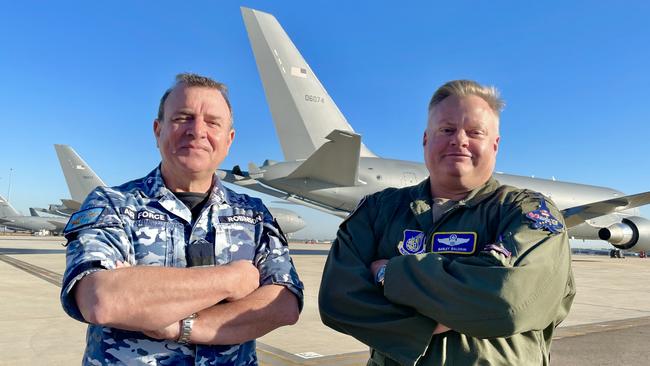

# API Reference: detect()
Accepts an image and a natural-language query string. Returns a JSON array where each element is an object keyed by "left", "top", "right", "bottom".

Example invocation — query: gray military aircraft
[
  {"left": 53, "top": 144, "right": 306, "bottom": 235},
  {"left": 219, "top": 7, "right": 650, "bottom": 252},
  {"left": 0, "top": 195, "right": 67, "bottom": 234}
]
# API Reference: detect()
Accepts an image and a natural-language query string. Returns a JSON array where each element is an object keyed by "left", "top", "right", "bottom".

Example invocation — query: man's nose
[
  {"left": 186, "top": 119, "right": 207, "bottom": 138},
  {"left": 450, "top": 130, "right": 469, "bottom": 147}
]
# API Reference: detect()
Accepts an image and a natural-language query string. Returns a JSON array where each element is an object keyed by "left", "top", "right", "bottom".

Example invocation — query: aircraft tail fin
[
  {"left": 54, "top": 144, "right": 106, "bottom": 203},
  {"left": 0, "top": 195, "right": 20, "bottom": 218},
  {"left": 241, "top": 7, "right": 376, "bottom": 161},
  {"left": 287, "top": 129, "right": 361, "bottom": 186}
]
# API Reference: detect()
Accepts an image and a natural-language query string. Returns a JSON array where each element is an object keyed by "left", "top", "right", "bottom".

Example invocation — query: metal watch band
[
  {"left": 375, "top": 265, "right": 386, "bottom": 285},
  {"left": 177, "top": 313, "right": 197, "bottom": 344}
]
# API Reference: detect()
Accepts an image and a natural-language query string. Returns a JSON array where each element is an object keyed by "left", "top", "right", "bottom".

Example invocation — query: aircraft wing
[
  {"left": 218, "top": 169, "right": 349, "bottom": 218},
  {"left": 562, "top": 191, "right": 650, "bottom": 228}
]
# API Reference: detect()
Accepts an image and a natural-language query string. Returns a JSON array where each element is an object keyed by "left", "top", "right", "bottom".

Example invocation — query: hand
[
  {"left": 115, "top": 260, "right": 131, "bottom": 269},
  {"left": 370, "top": 259, "right": 389, "bottom": 279},
  {"left": 143, "top": 321, "right": 181, "bottom": 341},
  {"left": 225, "top": 260, "right": 260, "bottom": 301},
  {"left": 433, "top": 323, "right": 451, "bottom": 334}
]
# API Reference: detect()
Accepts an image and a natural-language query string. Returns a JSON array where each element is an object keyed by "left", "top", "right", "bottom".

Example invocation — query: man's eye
[
  {"left": 173, "top": 116, "right": 189, "bottom": 123},
  {"left": 440, "top": 128, "right": 454, "bottom": 134}
]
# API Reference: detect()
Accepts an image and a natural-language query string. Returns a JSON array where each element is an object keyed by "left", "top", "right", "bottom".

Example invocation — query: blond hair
[{"left": 429, "top": 80, "right": 504, "bottom": 116}]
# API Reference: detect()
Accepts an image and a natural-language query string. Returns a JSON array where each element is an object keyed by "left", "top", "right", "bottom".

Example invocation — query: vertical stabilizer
[
  {"left": 0, "top": 194, "right": 20, "bottom": 217},
  {"left": 241, "top": 7, "right": 376, "bottom": 161},
  {"left": 54, "top": 144, "right": 106, "bottom": 203}
]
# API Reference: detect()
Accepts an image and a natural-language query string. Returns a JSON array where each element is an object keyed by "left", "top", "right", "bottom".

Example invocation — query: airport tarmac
[{"left": 2, "top": 236, "right": 650, "bottom": 365}]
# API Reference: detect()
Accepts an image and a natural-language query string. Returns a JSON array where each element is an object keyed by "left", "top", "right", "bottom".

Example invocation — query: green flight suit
[{"left": 319, "top": 178, "right": 575, "bottom": 366}]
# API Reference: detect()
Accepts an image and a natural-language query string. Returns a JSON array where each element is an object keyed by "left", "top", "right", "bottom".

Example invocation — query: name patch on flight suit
[
  {"left": 398, "top": 230, "right": 426, "bottom": 255},
  {"left": 432, "top": 232, "right": 477, "bottom": 254},
  {"left": 526, "top": 199, "right": 563, "bottom": 233},
  {"left": 120, "top": 208, "right": 168, "bottom": 222},
  {"left": 64, "top": 207, "right": 105, "bottom": 233}
]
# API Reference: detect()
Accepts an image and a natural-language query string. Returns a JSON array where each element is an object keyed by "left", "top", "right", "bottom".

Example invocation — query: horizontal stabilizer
[
  {"left": 61, "top": 199, "right": 82, "bottom": 211},
  {"left": 287, "top": 129, "right": 361, "bottom": 187},
  {"left": 562, "top": 191, "right": 650, "bottom": 228},
  {"left": 218, "top": 169, "right": 349, "bottom": 218}
]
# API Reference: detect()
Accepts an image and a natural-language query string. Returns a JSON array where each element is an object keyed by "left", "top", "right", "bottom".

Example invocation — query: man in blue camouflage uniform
[{"left": 61, "top": 73, "right": 304, "bottom": 365}]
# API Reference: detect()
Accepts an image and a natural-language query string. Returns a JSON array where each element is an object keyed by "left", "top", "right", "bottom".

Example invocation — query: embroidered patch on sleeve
[
  {"left": 526, "top": 198, "right": 564, "bottom": 233},
  {"left": 432, "top": 232, "right": 477, "bottom": 254},
  {"left": 64, "top": 207, "right": 105, "bottom": 233}
]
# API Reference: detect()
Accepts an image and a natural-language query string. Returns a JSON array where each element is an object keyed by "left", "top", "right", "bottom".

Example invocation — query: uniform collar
[
  {"left": 144, "top": 165, "right": 228, "bottom": 223},
  {"left": 408, "top": 176, "right": 501, "bottom": 231}
]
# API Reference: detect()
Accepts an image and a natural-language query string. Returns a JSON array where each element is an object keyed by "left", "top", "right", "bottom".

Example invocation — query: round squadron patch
[{"left": 398, "top": 230, "right": 426, "bottom": 255}]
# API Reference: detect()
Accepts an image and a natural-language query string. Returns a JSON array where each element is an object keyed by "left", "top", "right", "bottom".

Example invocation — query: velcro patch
[
  {"left": 526, "top": 199, "right": 563, "bottom": 233},
  {"left": 219, "top": 214, "right": 262, "bottom": 225},
  {"left": 64, "top": 207, "right": 105, "bottom": 233},
  {"left": 398, "top": 230, "right": 426, "bottom": 255},
  {"left": 432, "top": 232, "right": 477, "bottom": 254}
]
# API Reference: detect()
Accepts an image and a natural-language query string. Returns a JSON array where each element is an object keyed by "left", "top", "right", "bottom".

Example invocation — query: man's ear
[
  {"left": 153, "top": 119, "right": 161, "bottom": 147},
  {"left": 422, "top": 130, "right": 428, "bottom": 146}
]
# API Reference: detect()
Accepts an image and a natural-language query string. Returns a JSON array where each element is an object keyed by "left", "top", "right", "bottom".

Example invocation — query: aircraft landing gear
[{"left": 609, "top": 249, "right": 624, "bottom": 259}]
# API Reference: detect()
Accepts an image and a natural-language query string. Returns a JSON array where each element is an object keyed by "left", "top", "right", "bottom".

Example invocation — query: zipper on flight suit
[{"left": 424, "top": 202, "right": 467, "bottom": 252}]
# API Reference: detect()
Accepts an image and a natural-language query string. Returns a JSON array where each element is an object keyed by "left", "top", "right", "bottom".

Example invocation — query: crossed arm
[{"left": 74, "top": 260, "right": 299, "bottom": 344}]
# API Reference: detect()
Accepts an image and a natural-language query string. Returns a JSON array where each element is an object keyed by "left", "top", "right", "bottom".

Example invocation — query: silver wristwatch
[
  {"left": 177, "top": 313, "right": 197, "bottom": 344},
  {"left": 375, "top": 264, "right": 386, "bottom": 286}
]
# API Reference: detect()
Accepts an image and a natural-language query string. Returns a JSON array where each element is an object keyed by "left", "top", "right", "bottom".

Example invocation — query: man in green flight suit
[{"left": 319, "top": 80, "right": 575, "bottom": 365}]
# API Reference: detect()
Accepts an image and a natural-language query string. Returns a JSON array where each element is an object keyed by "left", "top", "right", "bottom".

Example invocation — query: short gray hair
[
  {"left": 157, "top": 73, "right": 232, "bottom": 123},
  {"left": 429, "top": 80, "right": 505, "bottom": 116}
]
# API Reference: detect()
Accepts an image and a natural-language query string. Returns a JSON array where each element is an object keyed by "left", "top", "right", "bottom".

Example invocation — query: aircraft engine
[{"left": 598, "top": 216, "right": 650, "bottom": 252}]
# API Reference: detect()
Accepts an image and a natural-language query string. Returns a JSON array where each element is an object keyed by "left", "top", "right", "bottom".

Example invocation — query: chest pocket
[
  {"left": 132, "top": 220, "right": 171, "bottom": 266},
  {"left": 214, "top": 222, "right": 258, "bottom": 265}
]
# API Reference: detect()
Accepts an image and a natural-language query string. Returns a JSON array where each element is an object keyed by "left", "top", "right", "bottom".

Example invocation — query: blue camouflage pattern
[{"left": 60, "top": 166, "right": 304, "bottom": 366}]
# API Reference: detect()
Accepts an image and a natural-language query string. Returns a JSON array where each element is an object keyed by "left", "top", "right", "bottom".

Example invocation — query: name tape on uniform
[
  {"left": 432, "top": 232, "right": 477, "bottom": 254},
  {"left": 219, "top": 214, "right": 262, "bottom": 225}
]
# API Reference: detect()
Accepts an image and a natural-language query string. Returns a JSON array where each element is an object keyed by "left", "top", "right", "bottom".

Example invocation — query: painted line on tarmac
[
  {"left": 0, "top": 254, "right": 63, "bottom": 287},
  {"left": 0, "top": 254, "right": 365, "bottom": 365},
  {"left": 257, "top": 343, "right": 368, "bottom": 366},
  {"left": 554, "top": 316, "right": 650, "bottom": 339}
]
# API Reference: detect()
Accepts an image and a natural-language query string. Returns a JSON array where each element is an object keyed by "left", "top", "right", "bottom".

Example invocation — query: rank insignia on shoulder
[
  {"left": 432, "top": 232, "right": 477, "bottom": 254},
  {"left": 64, "top": 207, "right": 105, "bottom": 233},
  {"left": 526, "top": 199, "right": 564, "bottom": 233},
  {"left": 398, "top": 230, "right": 426, "bottom": 255}
]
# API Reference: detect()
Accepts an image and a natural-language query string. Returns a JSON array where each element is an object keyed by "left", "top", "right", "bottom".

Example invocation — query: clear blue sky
[{"left": 1, "top": 1, "right": 649, "bottom": 242}]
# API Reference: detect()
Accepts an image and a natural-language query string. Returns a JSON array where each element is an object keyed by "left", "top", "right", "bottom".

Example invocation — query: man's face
[
  {"left": 154, "top": 85, "right": 234, "bottom": 178},
  {"left": 423, "top": 94, "right": 500, "bottom": 193}
]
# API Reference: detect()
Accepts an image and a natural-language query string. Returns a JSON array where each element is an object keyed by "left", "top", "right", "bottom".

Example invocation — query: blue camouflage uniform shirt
[{"left": 60, "top": 166, "right": 304, "bottom": 366}]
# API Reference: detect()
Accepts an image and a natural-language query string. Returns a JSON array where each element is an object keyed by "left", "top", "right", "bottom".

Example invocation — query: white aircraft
[
  {"left": 53, "top": 144, "right": 306, "bottom": 234},
  {"left": 219, "top": 7, "right": 650, "bottom": 252}
]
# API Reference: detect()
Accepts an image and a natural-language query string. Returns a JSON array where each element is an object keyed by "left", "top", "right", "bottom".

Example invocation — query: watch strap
[{"left": 177, "top": 313, "right": 197, "bottom": 344}]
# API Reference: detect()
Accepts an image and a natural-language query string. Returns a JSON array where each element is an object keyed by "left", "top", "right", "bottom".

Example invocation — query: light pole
[{"left": 7, "top": 168, "right": 13, "bottom": 203}]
